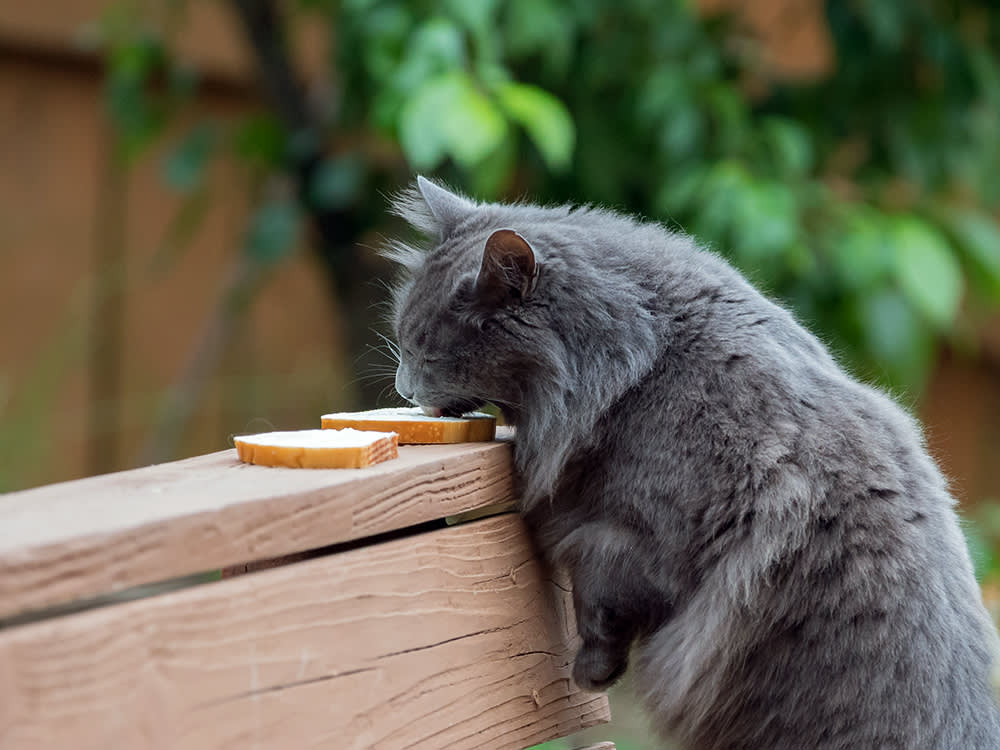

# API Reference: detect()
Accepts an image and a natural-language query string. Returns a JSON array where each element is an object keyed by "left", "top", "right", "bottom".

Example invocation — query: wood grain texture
[
  {"left": 0, "top": 515, "right": 610, "bottom": 750},
  {"left": 0, "top": 439, "right": 515, "bottom": 620}
]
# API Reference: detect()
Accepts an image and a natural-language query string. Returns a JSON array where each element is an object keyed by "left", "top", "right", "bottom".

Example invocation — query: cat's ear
[
  {"left": 476, "top": 229, "right": 538, "bottom": 305},
  {"left": 390, "top": 176, "right": 474, "bottom": 238},
  {"left": 417, "top": 176, "right": 474, "bottom": 231}
]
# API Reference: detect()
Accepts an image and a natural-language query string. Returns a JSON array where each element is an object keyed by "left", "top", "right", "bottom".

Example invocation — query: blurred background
[{"left": 1, "top": 0, "right": 998, "bottom": 746}]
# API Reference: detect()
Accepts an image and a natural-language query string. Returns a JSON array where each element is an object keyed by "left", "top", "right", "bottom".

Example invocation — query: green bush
[{"left": 100, "top": 0, "right": 1000, "bottom": 397}]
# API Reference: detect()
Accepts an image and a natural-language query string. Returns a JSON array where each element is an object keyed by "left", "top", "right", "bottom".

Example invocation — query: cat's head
[{"left": 386, "top": 177, "right": 562, "bottom": 421}]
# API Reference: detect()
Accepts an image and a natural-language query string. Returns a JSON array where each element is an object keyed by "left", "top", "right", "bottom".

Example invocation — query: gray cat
[{"left": 387, "top": 176, "right": 1000, "bottom": 749}]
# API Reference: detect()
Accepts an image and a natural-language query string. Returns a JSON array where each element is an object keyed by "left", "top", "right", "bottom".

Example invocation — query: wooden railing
[{"left": 0, "top": 437, "right": 612, "bottom": 749}]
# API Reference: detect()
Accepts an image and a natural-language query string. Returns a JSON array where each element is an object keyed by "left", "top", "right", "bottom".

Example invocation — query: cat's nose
[{"left": 395, "top": 365, "right": 415, "bottom": 403}]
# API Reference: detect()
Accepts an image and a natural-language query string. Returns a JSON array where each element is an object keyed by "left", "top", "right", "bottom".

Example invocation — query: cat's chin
[{"left": 418, "top": 398, "right": 484, "bottom": 418}]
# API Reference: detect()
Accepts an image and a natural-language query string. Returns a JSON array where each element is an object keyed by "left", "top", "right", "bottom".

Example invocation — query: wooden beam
[
  {"left": 0, "top": 440, "right": 515, "bottom": 620},
  {"left": 0, "top": 515, "right": 609, "bottom": 749},
  {"left": 0, "top": 0, "right": 326, "bottom": 85}
]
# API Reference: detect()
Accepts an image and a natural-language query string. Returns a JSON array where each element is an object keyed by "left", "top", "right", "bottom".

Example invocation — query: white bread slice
[
  {"left": 320, "top": 407, "right": 496, "bottom": 444},
  {"left": 234, "top": 428, "right": 399, "bottom": 468}
]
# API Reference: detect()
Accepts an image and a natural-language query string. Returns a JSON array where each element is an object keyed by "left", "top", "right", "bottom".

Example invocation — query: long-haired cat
[{"left": 387, "top": 176, "right": 1000, "bottom": 749}]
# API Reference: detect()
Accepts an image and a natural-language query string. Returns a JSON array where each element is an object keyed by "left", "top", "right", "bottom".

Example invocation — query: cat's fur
[{"left": 387, "top": 176, "right": 1000, "bottom": 749}]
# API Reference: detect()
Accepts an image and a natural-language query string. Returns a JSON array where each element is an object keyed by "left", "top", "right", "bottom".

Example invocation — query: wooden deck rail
[{"left": 0, "top": 438, "right": 612, "bottom": 749}]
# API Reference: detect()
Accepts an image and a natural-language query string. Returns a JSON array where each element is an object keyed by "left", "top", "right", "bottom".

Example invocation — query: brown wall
[
  {"left": 0, "top": 7, "right": 350, "bottom": 491},
  {"left": 698, "top": 0, "right": 833, "bottom": 80},
  {"left": 924, "top": 349, "right": 1000, "bottom": 508}
]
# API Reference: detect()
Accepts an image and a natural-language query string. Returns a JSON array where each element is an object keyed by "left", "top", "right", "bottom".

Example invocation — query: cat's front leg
[{"left": 552, "top": 522, "right": 669, "bottom": 691}]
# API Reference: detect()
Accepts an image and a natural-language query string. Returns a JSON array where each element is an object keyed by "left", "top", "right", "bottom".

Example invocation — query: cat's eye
[{"left": 399, "top": 330, "right": 427, "bottom": 358}]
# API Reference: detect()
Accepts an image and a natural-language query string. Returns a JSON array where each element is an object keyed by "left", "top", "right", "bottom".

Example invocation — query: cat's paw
[{"left": 572, "top": 643, "right": 628, "bottom": 691}]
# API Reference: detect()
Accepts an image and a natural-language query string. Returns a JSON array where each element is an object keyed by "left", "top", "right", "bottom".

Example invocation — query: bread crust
[
  {"left": 321, "top": 408, "right": 496, "bottom": 444},
  {"left": 234, "top": 430, "right": 399, "bottom": 468}
]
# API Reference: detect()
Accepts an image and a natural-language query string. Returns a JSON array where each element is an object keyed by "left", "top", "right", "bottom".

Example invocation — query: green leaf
[
  {"left": 399, "top": 75, "right": 456, "bottom": 169},
  {"left": 447, "top": 81, "right": 508, "bottom": 167},
  {"left": 104, "top": 61, "right": 168, "bottom": 161},
  {"left": 659, "top": 105, "right": 702, "bottom": 158},
  {"left": 495, "top": 82, "right": 575, "bottom": 170},
  {"left": 308, "top": 157, "right": 365, "bottom": 210},
  {"left": 860, "top": 288, "right": 922, "bottom": 364},
  {"left": 635, "top": 68, "right": 688, "bottom": 128},
  {"left": 365, "top": 2, "right": 412, "bottom": 34},
  {"left": 892, "top": 216, "right": 964, "bottom": 330},
  {"left": 703, "top": 83, "right": 747, "bottom": 153},
  {"left": 475, "top": 60, "right": 510, "bottom": 90},
  {"left": 943, "top": 210, "right": 1000, "bottom": 300},
  {"left": 109, "top": 33, "right": 166, "bottom": 78},
  {"left": 732, "top": 181, "right": 798, "bottom": 262},
  {"left": 467, "top": 131, "right": 517, "bottom": 198},
  {"left": 162, "top": 123, "right": 216, "bottom": 193},
  {"left": 858, "top": 2, "right": 905, "bottom": 51},
  {"left": 885, "top": 121, "right": 931, "bottom": 187},
  {"left": 691, "top": 160, "right": 749, "bottom": 243},
  {"left": 444, "top": 0, "right": 498, "bottom": 35},
  {"left": 828, "top": 207, "right": 893, "bottom": 290},
  {"left": 856, "top": 288, "right": 935, "bottom": 393},
  {"left": 245, "top": 199, "right": 302, "bottom": 266},
  {"left": 394, "top": 16, "right": 465, "bottom": 91},
  {"left": 359, "top": 5, "right": 413, "bottom": 81},
  {"left": 232, "top": 114, "right": 285, "bottom": 168},
  {"left": 654, "top": 167, "right": 706, "bottom": 218},
  {"left": 399, "top": 72, "right": 507, "bottom": 170},
  {"left": 504, "top": 0, "right": 572, "bottom": 71},
  {"left": 762, "top": 117, "right": 814, "bottom": 177},
  {"left": 963, "top": 520, "right": 996, "bottom": 583}
]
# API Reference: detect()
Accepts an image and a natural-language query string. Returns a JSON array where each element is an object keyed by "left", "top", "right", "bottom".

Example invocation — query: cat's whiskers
[
  {"left": 376, "top": 381, "right": 407, "bottom": 406},
  {"left": 350, "top": 370, "right": 396, "bottom": 384},
  {"left": 345, "top": 360, "right": 399, "bottom": 390},
  {"left": 372, "top": 330, "right": 402, "bottom": 363},
  {"left": 344, "top": 333, "right": 404, "bottom": 399},
  {"left": 354, "top": 339, "right": 400, "bottom": 372}
]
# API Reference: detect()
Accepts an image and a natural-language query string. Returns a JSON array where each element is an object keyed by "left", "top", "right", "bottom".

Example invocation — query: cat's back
[
  {"left": 544, "top": 223, "right": 1000, "bottom": 747},
  {"left": 611, "top": 284, "right": 1000, "bottom": 748}
]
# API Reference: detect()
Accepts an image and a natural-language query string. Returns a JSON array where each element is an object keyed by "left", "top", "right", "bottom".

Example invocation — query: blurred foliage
[
  {"left": 94, "top": 0, "right": 1000, "bottom": 400},
  {"left": 339, "top": 0, "right": 1000, "bottom": 394},
  {"left": 339, "top": 0, "right": 1000, "bottom": 395},
  {"left": 966, "top": 499, "right": 1000, "bottom": 582}
]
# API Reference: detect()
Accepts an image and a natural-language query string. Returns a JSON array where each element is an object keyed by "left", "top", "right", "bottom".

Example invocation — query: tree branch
[
  {"left": 230, "top": 0, "right": 313, "bottom": 134},
  {"left": 229, "top": 0, "right": 389, "bottom": 406}
]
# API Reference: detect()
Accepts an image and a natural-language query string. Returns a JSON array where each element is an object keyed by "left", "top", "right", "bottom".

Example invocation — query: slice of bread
[
  {"left": 234, "top": 428, "right": 399, "bottom": 468},
  {"left": 320, "top": 407, "right": 496, "bottom": 444}
]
